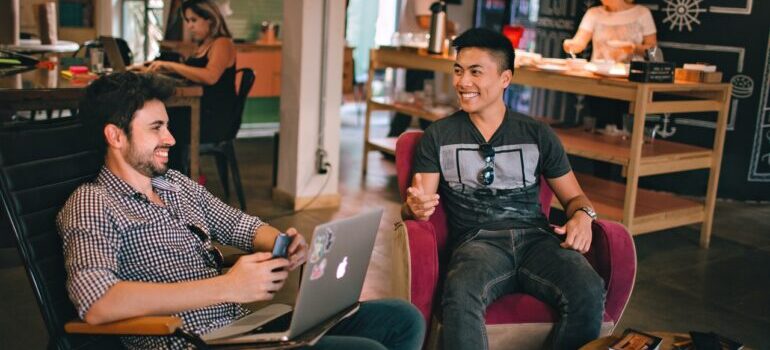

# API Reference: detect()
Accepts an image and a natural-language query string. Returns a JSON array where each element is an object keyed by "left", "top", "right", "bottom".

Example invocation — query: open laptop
[
  {"left": 102, "top": 36, "right": 190, "bottom": 85},
  {"left": 99, "top": 36, "right": 126, "bottom": 72},
  {"left": 201, "top": 208, "right": 384, "bottom": 345}
]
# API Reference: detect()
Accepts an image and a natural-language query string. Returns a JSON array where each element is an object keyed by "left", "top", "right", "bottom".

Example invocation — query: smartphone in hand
[
  {"left": 269, "top": 233, "right": 291, "bottom": 278},
  {"left": 272, "top": 233, "right": 290, "bottom": 259}
]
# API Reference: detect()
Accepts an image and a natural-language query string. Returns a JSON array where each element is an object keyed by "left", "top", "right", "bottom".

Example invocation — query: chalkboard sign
[{"left": 635, "top": 0, "right": 769, "bottom": 199}]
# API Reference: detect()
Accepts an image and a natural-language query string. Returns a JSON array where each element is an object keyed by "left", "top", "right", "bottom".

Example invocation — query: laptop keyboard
[{"left": 246, "top": 311, "right": 294, "bottom": 334}]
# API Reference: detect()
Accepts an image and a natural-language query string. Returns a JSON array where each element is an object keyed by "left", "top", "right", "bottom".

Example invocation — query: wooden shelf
[
  {"left": 369, "top": 97, "right": 452, "bottom": 122},
  {"left": 552, "top": 173, "right": 704, "bottom": 235},
  {"left": 554, "top": 127, "right": 714, "bottom": 176},
  {"left": 367, "top": 137, "right": 398, "bottom": 155},
  {"left": 370, "top": 48, "right": 454, "bottom": 72},
  {"left": 364, "top": 96, "right": 454, "bottom": 160}
]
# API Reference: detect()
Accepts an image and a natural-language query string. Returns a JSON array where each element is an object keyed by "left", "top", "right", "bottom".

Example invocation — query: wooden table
[
  {"left": 580, "top": 332, "right": 689, "bottom": 350},
  {"left": 364, "top": 48, "right": 732, "bottom": 247},
  {"left": 0, "top": 67, "right": 204, "bottom": 180},
  {"left": 581, "top": 331, "right": 750, "bottom": 350}
]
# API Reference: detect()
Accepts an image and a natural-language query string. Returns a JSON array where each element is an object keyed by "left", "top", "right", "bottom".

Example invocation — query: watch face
[{"left": 580, "top": 207, "right": 597, "bottom": 220}]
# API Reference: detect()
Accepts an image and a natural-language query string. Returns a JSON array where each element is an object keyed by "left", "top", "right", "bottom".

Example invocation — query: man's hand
[
  {"left": 554, "top": 211, "right": 593, "bottom": 254},
  {"left": 223, "top": 252, "right": 290, "bottom": 303},
  {"left": 284, "top": 228, "right": 307, "bottom": 270},
  {"left": 405, "top": 173, "right": 440, "bottom": 221}
]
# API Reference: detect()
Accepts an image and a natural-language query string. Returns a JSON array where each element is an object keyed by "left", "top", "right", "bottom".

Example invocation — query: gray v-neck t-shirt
[{"left": 414, "top": 109, "right": 571, "bottom": 245}]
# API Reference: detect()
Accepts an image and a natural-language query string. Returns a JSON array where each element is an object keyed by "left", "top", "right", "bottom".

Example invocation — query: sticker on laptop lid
[
  {"left": 310, "top": 233, "right": 326, "bottom": 264},
  {"left": 310, "top": 258, "right": 327, "bottom": 281},
  {"left": 322, "top": 227, "right": 335, "bottom": 252},
  {"left": 309, "top": 228, "right": 335, "bottom": 263}
]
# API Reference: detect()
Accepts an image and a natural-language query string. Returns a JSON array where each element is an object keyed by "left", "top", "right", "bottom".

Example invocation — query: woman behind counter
[
  {"left": 563, "top": 0, "right": 657, "bottom": 63},
  {"left": 141, "top": 0, "right": 237, "bottom": 174},
  {"left": 563, "top": 0, "right": 660, "bottom": 181}
]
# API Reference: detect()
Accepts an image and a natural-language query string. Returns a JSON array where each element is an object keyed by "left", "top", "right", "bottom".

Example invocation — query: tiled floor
[{"left": 1, "top": 105, "right": 768, "bottom": 349}]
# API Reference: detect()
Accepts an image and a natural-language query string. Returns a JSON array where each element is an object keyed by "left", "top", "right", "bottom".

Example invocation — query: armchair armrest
[
  {"left": 64, "top": 316, "right": 183, "bottom": 336},
  {"left": 404, "top": 219, "right": 441, "bottom": 325},
  {"left": 586, "top": 220, "right": 636, "bottom": 323}
]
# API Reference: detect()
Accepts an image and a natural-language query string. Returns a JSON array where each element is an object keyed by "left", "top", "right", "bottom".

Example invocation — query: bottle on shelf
[{"left": 428, "top": 1, "right": 447, "bottom": 54}]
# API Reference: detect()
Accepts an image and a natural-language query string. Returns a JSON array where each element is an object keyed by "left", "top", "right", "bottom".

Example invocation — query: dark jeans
[
  {"left": 307, "top": 299, "right": 425, "bottom": 350},
  {"left": 387, "top": 70, "right": 434, "bottom": 137},
  {"left": 441, "top": 228, "right": 605, "bottom": 350}
]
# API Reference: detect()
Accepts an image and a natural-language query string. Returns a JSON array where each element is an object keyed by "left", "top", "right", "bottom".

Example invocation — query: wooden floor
[{"left": 1, "top": 103, "right": 768, "bottom": 348}]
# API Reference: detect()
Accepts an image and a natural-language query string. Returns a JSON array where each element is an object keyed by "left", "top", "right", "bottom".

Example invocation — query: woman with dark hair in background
[{"left": 137, "top": 0, "right": 237, "bottom": 175}]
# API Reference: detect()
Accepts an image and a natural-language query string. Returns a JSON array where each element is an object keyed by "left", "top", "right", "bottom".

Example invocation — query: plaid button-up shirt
[{"left": 57, "top": 167, "right": 265, "bottom": 349}]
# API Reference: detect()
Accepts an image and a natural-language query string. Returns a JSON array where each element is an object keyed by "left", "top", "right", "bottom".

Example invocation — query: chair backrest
[
  {"left": 0, "top": 118, "right": 119, "bottom": 349},
  {"left": 224, "top": 68, "right": 255, "bottom": 141},
  {"left": 395, "top": 131, "right": 555, "bottom": 253}
]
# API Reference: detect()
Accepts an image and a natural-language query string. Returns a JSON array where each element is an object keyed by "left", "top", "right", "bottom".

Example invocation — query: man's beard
[{"left": 126, "top": 142, "right": 170, "bottom": 178}]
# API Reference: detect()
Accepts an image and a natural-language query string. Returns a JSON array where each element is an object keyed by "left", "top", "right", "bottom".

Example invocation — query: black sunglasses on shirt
[
  {"left": 187, "top": 224, "right": 224, "bottom": 271},
  {"left": 478, "top": 143, "right": 495, "bottom": 186}
]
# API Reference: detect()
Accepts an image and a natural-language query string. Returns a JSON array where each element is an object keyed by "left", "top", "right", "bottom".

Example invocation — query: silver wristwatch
[{"left": 576, "top": 207, "right": 597, "bottom": 221}]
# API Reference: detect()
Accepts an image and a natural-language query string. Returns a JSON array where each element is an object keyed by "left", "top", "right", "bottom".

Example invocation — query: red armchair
[{"left": 395, "top": 131, "right": 637, "bottom": 349}]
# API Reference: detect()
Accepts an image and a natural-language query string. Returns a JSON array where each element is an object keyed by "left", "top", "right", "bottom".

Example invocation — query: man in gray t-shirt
[{"left": 403, "top": 28, "right": 605, "bottom": 350}]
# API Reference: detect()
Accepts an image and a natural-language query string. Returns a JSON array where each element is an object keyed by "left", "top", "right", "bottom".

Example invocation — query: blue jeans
[
  {"left": 441, "top": 228, "right": 605, "bottom": 350},
  {"left": 307, "top": 299, "right": 425, "bottom": 350}
]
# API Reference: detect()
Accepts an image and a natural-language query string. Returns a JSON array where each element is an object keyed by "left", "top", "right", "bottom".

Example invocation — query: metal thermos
[{"left": 428, "top": 1, "right": 447, "bottom": 54}]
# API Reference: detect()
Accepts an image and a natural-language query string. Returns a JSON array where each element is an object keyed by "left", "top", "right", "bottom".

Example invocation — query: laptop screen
[{"left": 99, "top": 36, "right": 126, "bottom": 72}]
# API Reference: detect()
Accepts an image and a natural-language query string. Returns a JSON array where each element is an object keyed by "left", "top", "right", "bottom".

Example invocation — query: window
[{"left": 122, "top": 0, "right": 165, "bottom": 63}]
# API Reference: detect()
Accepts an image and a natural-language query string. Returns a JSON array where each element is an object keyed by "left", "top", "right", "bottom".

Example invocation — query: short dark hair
[
  {"left": 78, "top": 72, "right": 174, "bottom": 139},
  {"left": 452, "top": 28, "right": 515, "bottom": 73}
]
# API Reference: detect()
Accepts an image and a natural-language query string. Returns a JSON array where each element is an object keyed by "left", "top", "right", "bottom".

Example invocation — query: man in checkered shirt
[{"left": 57, "top": 72, "right": 425, "bottom": 349}]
